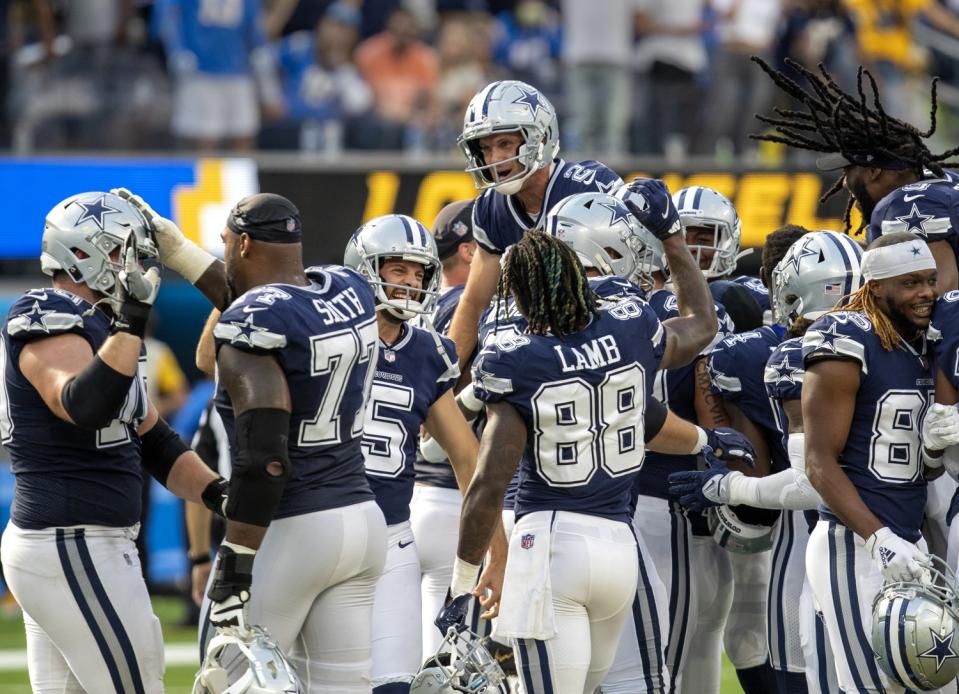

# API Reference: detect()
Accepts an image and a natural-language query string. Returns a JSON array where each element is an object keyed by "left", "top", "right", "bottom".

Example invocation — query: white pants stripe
[
  {"left": 799, "top": 573, "right": 839, "bottom": 694},
  {"left": 2, "top": 521, "right": 164, "bottom": 694},
  {"left": 768, "top": 510, "right": 808, "bottom": 674}
]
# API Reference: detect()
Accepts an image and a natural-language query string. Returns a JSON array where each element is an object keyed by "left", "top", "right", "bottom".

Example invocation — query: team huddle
[{"left": 4, "top": 62, "right": 959, "bottom": 694}]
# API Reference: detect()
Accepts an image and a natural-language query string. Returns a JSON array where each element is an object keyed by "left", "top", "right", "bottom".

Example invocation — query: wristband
[
  {"left": 451, "top": 556, "right": 482, "bottom": 596},
  {"left": 420, "top": 435, "right": 448, "bottom": 463},
  {"left": 689, "top": 426, "right": 709, "bottom": 455},
  {"left": 189, "top": 553, "right": 211, "bottom": 567},
  {"left": 457, "top": 383, "right": 484, "bottom": 414}
]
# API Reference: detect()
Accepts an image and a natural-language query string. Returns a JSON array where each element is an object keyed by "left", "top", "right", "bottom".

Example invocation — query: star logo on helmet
[
  {"left": 228, "top": 314, "right": 268, "bottom": 347},
  {"left": 895, "top": 204, "right": 935, "bottom": 234},
  {"left": 784, "top": 238, "right": 820, "bottom": 275},
  {"left": 511, "top": 86, "right": 545, "bottom": 118},
  {"left": 919, "top": 629, "right": 958, "bottom": 671},
  {"left": 599, "top": 201, "right": 632, "bottom": 227},
  {"left": 73, "top": 195, "right": 122, "bottom": 231}
]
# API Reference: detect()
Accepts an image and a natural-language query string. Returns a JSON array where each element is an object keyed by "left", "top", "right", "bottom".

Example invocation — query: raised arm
[
  {"left": 659, "top": 232, "right": 719, "bottom": 369},
  {"left": 447, "top": 246, "right": 501, "bottom": 372}
]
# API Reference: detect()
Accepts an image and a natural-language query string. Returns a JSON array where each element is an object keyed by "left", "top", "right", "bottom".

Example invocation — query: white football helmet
[
  {"left": 545, "top": 192, "right": 666, "bottom": 291},
  {"left": 458, "top": 80, "right": 559, "bottom": 195},
  {"left": 771, "top": 230, "right": 864, "bottom": 327},
  {"left": 707, "top": 505, "right": 778, "bottom": 554},
  {"left": 193, "top": 626, "right": 302, "bottom": 694},
  {"left": 41, "top": 191, "right": 158, "bottom": 303},
  {"left": 672, "top": 186, "right": 741, "bottom": 279},
  {"left": 344, "top": 214, "right": 441, "bottom": 320},
  {"left": 872, "top": 555, "right": 959, "bottom": 691},
  {"left": 410, "top": 627, "right": 506, "bottom": 694}
]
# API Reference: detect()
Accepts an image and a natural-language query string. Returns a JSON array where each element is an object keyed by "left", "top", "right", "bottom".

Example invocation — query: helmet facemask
[
  {"left": 363, "top": 252, "right": 440, "bottom": 321},
  {"left": 683, "top": 220, "right": 739, "bottom": 279},
  {"left": 410, "top": 627, "right": 506, "bottom": 694},
  {"left": 460, "top": 125, "right": 548, "bottom": 196}
]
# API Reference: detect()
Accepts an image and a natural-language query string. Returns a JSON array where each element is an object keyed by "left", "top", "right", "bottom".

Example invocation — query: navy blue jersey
[
  {"left": 472, "top": 294, "right": 666, "bottom": 522},
  {"left": 634, "top": 290, "right": 734, "bottom": 501},
  {"left": 932, "top": 290, "right": 959, "bottom": 390},
  {"left": 709, "top": 326, "right": 788, "bottom": 472},
  {"left": 213, "top": 266, "right": 378, "bottom": 520},
  {"left": 472, "top": 159, "right": 623, "bottom": 254},
  {"left": 363, "top": 323, "right": 458, "bottom": 525},
  {"left": 868, "top": 178, "right": 959, "bottom": 260},
  {"left": 764, "top": 336, "right": 805, "bottom": 453},
  {"left": 1, "top": 288, "right": 148, "bottom": 529},
  {"left": 732, "top": 275, "right": 770, "bottom": 312},
  {"left": 802, "top": 312, "right": 934, "bottom": 541},
  {"left": 414, "top": 284, "right": 466, "bottom": 490}
]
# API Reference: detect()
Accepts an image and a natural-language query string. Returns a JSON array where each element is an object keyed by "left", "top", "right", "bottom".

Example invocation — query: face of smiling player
[{"left": 871, "top": 268, "right": 938, "bottom": 336}]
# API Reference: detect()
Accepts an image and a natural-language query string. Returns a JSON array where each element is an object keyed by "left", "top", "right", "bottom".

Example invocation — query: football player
[
  {"left": 435, "top": 222, "right": 728, "bottom": 693},
  {"left": 0, "top": 192, "right": 227, "bottom": 693},
  {"left": 121, "top": 190, "right": 388, "bottom": 691},
  {"left": 672, "top": 185, "right": 768, "bottom": 330},
  {"left": 753, "top": 57, "right": 959, "bottom": 293},
  {"left": 802, "top": 232, "right": 939, "bottom": 693},
  {"left": 670, "top": 228, "right": 866, "bottom": 694},
  {"left": 446, "top": 80, "right": 627, "bottom": 373},
  {"left": 345, "top": 213, "right": 507, "bottom": 694}
]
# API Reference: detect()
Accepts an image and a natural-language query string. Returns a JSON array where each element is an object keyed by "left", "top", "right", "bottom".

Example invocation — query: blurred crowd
[{"left": 5, "top": 0, "right": 959, "bottom": 160}]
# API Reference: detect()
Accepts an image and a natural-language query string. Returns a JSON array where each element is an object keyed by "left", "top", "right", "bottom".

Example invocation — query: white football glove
[
  {"left": 921, "top": 403, "right": 959, "bottom": 452},
  {"left": 112, "top": 187, "right": 216, "bottom": 284},
  {"left": 118, "top": 247, "right": 161, "bottom": 305},
  {"left": 866, "top": 527, "right": 932, "bottom": 584}
]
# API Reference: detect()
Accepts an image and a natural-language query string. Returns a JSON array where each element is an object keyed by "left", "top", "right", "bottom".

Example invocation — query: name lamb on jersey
[{"left": 556, "top": 335, "right": 621, "bottom": 373}]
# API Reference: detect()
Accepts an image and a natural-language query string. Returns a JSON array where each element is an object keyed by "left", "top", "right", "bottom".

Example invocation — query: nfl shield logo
[
  {"left": 521, "top": 533, "right": 535, "bottom": 550},
  {"left": 384, "top": 350, "right": 396, "bottom": 363}
]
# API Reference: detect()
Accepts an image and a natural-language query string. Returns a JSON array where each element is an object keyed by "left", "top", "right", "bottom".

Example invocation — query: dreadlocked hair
[
  {"left": 498, "top": 230, "right": 599, "bottom": 336},
  {"left": 828, "top": 233, "right": 919, "bottom": 352},
  {"left": 750, "top": 57, "right": 959, "bottom": 231}
]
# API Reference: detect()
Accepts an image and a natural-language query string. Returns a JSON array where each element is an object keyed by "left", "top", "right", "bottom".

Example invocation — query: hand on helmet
[
  {"left": 111, "top": 246, "right": 160, "bottom": 338},
  {"left": 435, "top": 591, "right": 472, "bottom": 636},
  {"left": 614, "top": 178, "right": 682, "bottom": 241},
  {"left": 207, "top": 542, "right": 255, "bottom": 632},
  {"left": 112, "top": 187, "right": 215, "bottom": 284},
  {"left": 867, "top": 527, "right": 932, "bottom": 584}
]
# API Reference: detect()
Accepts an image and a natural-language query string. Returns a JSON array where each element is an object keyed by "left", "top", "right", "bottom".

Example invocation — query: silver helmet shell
[
  {"left": 707, "top": 505, "right": 776, "bottom": 554},
  {"left": 344, "top": 214, "right": 441, "bottom": 321},
  {"left": 545, "top": 192, "right": 665, "bottom": 291},
  {"left": 41, "top": 191, "right": 158, "bottom": 302},
  {"left": 410, "top": 627, "right": 506, "bottom": 694},
  {"left": 771, "top": 230, "right": 864, "bottom": 327},
  {"left": 672, "top": 186, "right": 741, "bottom": 279},
  {"left": 193, "top": 626, "right": 302, "bottom": 694},
  {"left": 458, "top": 80, "right": 559, "bottom": 196},
  {"left": 872, "top": 555, "right": 959, "bottom": 691}
]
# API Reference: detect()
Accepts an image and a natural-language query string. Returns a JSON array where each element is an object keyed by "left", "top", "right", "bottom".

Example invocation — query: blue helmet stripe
[
  {"left": 692, "top": 186, "right": 704, "bottom": 210},
  {"left": 677, "top": 188, "right": 690, "bottom": 210},
  {"left": 481, "top": 82, "right": 500, "bottom": 117},
  {"left": 399, "top": 215, "right": 415, "bottom": 244},
  {"left": 895, "top": 596, "right": 920, "bottom": 687}
]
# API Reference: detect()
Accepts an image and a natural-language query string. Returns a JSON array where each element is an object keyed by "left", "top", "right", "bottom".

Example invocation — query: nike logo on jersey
[
  {"left": 242, "top": 305, "right": 268, "bottom": 313},
  {"left": 398, "top": 540, "right": 414, "bottom": 549},
  {"left": 903, "top": 194, "right": 925, "bottom": 202}
]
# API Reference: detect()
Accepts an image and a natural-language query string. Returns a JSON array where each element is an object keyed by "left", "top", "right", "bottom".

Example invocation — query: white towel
[{"left": 492, "top": 511, "right": 557, "bottom": 641}]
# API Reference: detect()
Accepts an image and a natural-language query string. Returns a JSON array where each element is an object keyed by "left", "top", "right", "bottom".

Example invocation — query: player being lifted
[
  {"left": 0, "top": 192, "right": 227, "bottom": 692},
  {"left": 447, "top": 79, "right": 641, "bottom": 373},
  {"left": 344, "top": 213, "right": 507, "bottom": 694}
]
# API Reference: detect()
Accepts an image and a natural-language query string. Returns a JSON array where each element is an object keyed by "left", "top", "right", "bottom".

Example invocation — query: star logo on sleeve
[
  {"left": 784, "top": 238, "right": 820, "bottom": 275},
  {"left": 511, "top": 86, "right": 545, "bottom": 118},
  {"left": 21, "top": 301, "right": 54, "bottom": 332},
  {"left": 920, "top": 629, "right": 958, "bottom": 671},
  {"left": 812, "top": 322, "right": 844, "bottom": 351},
  {"left": 72, "top": 195, "right": 122, "bottom": 231},
  {"left": 772, "top": 356, "right": 798, "bottom": 384},
  {"left": 598, "top": 200, "right": 632, "bottom": 227},
  {"left": 895, "top": 203, "right": 935, "bottom": 235},
  {"left": 228, "top": 314, "right": 269, "bottom": 347}
]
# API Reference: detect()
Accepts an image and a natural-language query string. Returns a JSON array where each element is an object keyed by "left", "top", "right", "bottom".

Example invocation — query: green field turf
[{"left": 0, "top": 596, "right": 746, "bottom": 692}]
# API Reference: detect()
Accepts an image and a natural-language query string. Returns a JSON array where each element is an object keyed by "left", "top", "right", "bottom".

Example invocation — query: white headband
[{"left": 860, "top": 241, "right": 936, "bottom": 281}]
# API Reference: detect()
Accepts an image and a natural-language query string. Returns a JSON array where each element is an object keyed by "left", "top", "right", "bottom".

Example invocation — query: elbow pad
[
  {"left": 227, "top": 408, "right": 291, "bottom": 527},
  {"left": 61, "top": 356, "right": 134, "bottom": 430},
  {"left": 140, "top": 417, "right": 189, "bottom": 486},
  {"left": 644, "top": 397, "right": 669, "bottom": 443}
]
